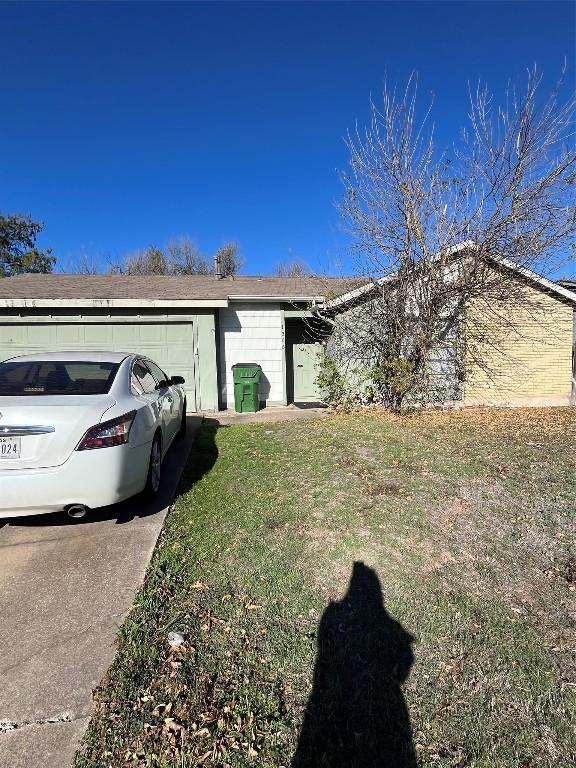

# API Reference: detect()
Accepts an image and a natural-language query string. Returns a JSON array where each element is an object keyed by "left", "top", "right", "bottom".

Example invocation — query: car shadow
[
  {"left": 5, "top": 416, "right": 221, "bottom": 528},
  {"left": 292, "top": 561, "right": 417, "bottom": 768}
]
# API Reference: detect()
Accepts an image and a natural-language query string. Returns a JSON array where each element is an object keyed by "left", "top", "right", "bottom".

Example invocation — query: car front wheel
[
  {"left": 178, "top": 399, "right": 187, "bottom": 438},
  {"left": 144, "top": 434, "right": 162, "bottom": 498}
]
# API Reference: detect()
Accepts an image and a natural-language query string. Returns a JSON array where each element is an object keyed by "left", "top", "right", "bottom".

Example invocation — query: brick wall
[{"left": 464, "top": 286, "right": 574, "bottom": 406}]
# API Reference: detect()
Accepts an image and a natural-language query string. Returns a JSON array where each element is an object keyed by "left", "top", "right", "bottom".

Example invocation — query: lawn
[{"left": 75, "top": 408, "right": 576, "bottom": 768}]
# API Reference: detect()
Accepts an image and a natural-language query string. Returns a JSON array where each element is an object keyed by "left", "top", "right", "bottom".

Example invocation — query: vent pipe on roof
[{"left": 214, "top": 253, "right": 223, "bottom": 280}]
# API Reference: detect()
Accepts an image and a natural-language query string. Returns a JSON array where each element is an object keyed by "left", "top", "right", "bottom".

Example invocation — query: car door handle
[{"left": 297, "top": 365, "right": 303, "bottom": 368}]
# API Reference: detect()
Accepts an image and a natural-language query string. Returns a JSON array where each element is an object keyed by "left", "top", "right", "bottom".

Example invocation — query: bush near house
[{"left": 76, "top": 409, "right": 576, "bottom": 768}]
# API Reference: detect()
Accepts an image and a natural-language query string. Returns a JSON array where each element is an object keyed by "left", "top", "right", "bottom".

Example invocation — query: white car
[{"left": 0, "top": 351, "right": 187, "bottom": 520}]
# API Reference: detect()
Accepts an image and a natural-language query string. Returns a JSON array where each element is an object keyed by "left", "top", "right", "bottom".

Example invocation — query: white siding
[{"left": 219, "top": 303, "right": 285, "bottom": 407}]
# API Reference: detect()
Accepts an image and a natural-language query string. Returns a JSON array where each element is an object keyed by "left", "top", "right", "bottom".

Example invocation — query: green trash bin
[{"left": 232, "top": 363, "right": 262, "bottom": 413}]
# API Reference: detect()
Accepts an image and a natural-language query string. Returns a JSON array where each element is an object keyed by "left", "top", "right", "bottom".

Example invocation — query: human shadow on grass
[
  {"left": 292, "top": 562, "right": 416, "bottom": 768},
  {"left": 8, "top": 417, "right": 221, "bottom": 527}
]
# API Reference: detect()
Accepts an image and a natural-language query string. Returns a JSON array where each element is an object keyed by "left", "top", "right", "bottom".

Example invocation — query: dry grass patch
[{"left": 76, "top": 408, "right": 576, "bottom": 768}]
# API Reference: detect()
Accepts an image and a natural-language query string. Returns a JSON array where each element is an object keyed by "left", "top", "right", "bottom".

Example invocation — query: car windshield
[{"left": 0, "top": 360, "right": 121, "bottom": 396}]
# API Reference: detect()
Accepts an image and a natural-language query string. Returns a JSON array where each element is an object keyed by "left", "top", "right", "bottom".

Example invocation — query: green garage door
[{"left": 0, "top": 320, "right": 197, "bottom": 410}]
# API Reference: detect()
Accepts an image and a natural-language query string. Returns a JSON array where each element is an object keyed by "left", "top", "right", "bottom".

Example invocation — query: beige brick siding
[{"left": 463, "top": 285, "right": 574, "bottom": 406}]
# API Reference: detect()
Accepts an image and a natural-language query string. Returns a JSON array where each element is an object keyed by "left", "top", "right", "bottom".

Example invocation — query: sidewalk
[{"left": 207, "top": 404, "right": 328, "bottom": 425}]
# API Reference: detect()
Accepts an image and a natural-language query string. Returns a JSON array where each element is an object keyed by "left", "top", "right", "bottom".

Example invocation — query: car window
[
  {"left": 0, "top": 361, "right": 120, "bottom": 395},
  {"left": 131, "top": 371, "right": 144, "bottom": 394},
  {"left": 132, "top": 360, "right": 157, "bottom": 394},
  {"left": 145, "top": 359, "right": 170, "bottom": 387}
]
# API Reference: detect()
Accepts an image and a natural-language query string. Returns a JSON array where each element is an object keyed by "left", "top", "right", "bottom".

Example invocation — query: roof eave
[
  {"left": 489, "top": 255, "right": 576, "bottom": 304},
  {"left": 0, "top": 298, "right": 230, "bottom": 309},
  {"left": 322, "top": 240, "right": 576, "bottom": 311},
  {"left": 227, "top": 294, "right": 324, "bottom": 303}
]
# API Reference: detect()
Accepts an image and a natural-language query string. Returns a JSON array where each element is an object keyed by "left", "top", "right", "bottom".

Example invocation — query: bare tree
[
  {"left": 214, "top": 241, "right": 243, "bottom": 277},
  {"left": 166, "top": 237, "right": 212, "bottom": 275},
  {"left": 106, "top": 238, "right": 243, "bottom": 277},
  {"left": 115, "top": 245, "right": 168, "bottom": 275},
  {"left": 275, "top": 259, "right": 312, "bottom": 277},
  {"left": 62, "top": 252, "right": 100, "bottom": 275},
  {"left": 320, "top": 68, "right": 576, "bottom": 410}
]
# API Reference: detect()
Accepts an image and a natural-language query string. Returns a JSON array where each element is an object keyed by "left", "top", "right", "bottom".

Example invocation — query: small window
[
  {"left": 145, "top": 359, "right": 170, "bottom": 388},
  {"left": 132, "top": 360, "right": 157, "bottom": 394}
]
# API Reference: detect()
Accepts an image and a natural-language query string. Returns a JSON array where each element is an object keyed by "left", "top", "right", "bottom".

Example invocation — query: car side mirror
[
  {"left": 155, "top": 379, "right": 170, "bottom": 390},
  {"left": 170, "top": 375, "right": 185, "bottom": 385}
]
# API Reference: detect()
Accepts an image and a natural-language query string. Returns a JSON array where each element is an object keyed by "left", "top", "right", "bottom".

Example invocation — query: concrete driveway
[{"left": 0, "top": 416, "right": 201, "bottom": 768}]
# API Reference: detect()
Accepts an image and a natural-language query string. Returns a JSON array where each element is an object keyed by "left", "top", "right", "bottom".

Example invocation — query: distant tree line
[
  {"left": 275, "top": 259, "right": 312, "bottom": 277},
  {"left": 0, "top": 213, "right": 316, "bottom": 278},
  {"left": 0, "top": 218, "right": 244, "bottom": 278},
  {"left": 107, "top": 238, "right": 243, "bottom": 277}
]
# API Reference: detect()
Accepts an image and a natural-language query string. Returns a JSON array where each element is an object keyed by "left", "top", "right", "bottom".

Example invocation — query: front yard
[{"left": 76, "top": 408, "right": 576, "bottom": 768}]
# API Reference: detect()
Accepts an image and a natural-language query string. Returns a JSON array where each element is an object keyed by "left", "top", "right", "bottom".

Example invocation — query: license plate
[{"left": 0, "top": 436, "right": 21, "bottom": 459}]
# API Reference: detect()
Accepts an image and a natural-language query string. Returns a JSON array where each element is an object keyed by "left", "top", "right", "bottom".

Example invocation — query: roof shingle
[{"left": 0, "top": 274, "right": 355, "bottom": 302}]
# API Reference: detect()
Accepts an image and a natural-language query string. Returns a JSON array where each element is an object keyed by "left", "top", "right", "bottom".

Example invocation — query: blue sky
[{"left": 1, "top": 1, "right": 574, "bottom": 274}]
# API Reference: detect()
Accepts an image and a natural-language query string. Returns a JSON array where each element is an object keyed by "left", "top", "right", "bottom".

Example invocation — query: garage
[
  {"left": 0, "top": 316, "right": 199, "bottom": 409},
  {"left": 0, "top": 309, "right": 222, "bottom": 411},
  {"left": 0, "top": 272, "right": 339, "bottom": 413}
]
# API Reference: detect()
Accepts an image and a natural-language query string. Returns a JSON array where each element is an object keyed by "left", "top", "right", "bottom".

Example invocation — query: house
[
  {"left": 1, "top": 259, "right": 574, "bottom": 410},
  {"left": 0, "top": 274, "right": 351, "bottom": 411},
  {"left": 317, "top": 251, "right": 576, "bottom": 408}
]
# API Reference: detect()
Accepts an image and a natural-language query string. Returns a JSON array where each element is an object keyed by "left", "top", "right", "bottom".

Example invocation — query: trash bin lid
[{"left": 231, "top": 363, "right": 262, "bottom": 369}]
